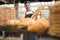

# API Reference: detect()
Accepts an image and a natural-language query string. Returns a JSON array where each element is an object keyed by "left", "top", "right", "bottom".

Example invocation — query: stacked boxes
[
  {"left": 48, "top": 3, "right": 60, "bottom": 37},
  {"left": 0, "top": 7, "right": 16, "bottom": 26}
]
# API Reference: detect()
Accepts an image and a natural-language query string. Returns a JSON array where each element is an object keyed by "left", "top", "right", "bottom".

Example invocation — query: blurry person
[
  {"left": 23, "top": 1, "right": 38, "bottom": 40},
  {"left": 24, "top": 1, "right": 34, "bottom": 18}
]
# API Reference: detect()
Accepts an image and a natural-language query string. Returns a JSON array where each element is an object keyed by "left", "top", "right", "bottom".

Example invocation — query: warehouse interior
[{"left": 0, "top": 0, "right": 60, "bottom": 40}]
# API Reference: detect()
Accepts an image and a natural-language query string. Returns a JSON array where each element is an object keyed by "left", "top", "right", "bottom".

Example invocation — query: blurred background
[{"left": 0, "top": 0, "right": 60, "bottom": 40}]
